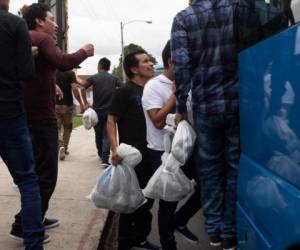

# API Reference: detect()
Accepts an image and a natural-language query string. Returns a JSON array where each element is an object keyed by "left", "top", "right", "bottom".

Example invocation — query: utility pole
[{"left": 120, "top": 22, "right": 126, "bottom": 83}]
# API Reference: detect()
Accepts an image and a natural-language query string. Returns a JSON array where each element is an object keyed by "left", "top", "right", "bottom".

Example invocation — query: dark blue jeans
[
  {"left": 193, "top": 113, "right": 240, "bottom": 240},
  {"left": 0, "top": 115, "right": 44, "bottom": 249},
  {"left": 94, "top": 110, "right": 110, "bottom": 164},
  {"left": 148, "top": 149, "right": 202, "bottom": 250},
  {"left": 14, "top": 120, "right": 58, "bottom": 232}
]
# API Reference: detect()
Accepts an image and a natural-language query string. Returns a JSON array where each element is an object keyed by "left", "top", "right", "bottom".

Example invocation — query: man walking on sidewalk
[
  {"left": 56, "top": 69, "right": 85, "bottom": 160},
  {"left": 82, "top": 57, "right": 122, "bottom": 166},
  {"left": 107, "top": 51, "right": 160, "bottom": 250},
  {"left": 171, "top": 1, "right": 250, "bottom": 249},
  {"left": 142, "top": 40, "right": 201, "bottom": 250},
  {"left": 10, "top": 3, "right": 94, "bottom": 240},
  {"left": 0, "top": 0, "right": 45, "bottom": 248}
]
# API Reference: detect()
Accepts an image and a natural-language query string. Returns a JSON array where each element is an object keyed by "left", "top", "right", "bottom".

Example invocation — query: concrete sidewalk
[{"left": 0, "top": 126, "right": 107, "bottom": 250}]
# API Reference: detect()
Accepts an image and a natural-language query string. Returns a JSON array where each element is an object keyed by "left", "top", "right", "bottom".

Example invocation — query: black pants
[
  {"left": 14, "top": 120, "right": 59, "bottom": 229},
  {"left": 149, "top": 149, "right": 202, "bottom": 250},
  {"left": 94, "top": 110, "right": 110, "bottom": 164},
  {"left": 118, "top": 151, "right": 154, "bottom": 250}
]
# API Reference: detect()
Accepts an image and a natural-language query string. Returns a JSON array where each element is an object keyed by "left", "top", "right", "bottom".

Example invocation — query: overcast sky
[{"left": 9, "top": 0, "right": 187, "bottom": 75}]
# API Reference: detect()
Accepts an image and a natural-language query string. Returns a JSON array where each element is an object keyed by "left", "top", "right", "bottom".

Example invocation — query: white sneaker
[{"left": 59, "top": 147, "right": 65, "bottom": 161}]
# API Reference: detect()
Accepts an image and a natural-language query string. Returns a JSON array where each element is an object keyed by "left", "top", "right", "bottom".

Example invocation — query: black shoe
[
  {"left": 209, "top": 235, "right": 222, "bottom": 247},
  {"left": 222, "top": 239, "right": 237, "bottom": 250},
  {"left": 10, "top": 229, "right": 50, "bottom": 244},
  {"left": 43, "top": 218, "right": 60, "bottom": 230},
  {"left": 175, "top": 225, "right": 199, "bottom": 244},
  {"left": 132, "top": 241, "right": 161, "bottom": 250}
]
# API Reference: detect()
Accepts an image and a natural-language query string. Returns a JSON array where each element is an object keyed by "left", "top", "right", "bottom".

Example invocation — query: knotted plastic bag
[
  {"left": 143, "top": 116, "right": 196, "bottom": 202},
  {"left": 82, "top": 108, "right": 98, "bottom": 130},
  {"left": 90, "top": 143, "right": 146, "bottom": 213}
]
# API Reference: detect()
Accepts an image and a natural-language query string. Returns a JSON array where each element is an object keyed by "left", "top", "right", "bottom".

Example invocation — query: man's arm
[
  {"left": 107, "top": 115, "right": 123, "bottom": 165},
  {"left": 15, "top": 19, "right": 35, "bottom": 80},
  {"left": 147, "top": 94, "right": 176, "bottom": 129},
  {"left": 39, "top": 35, "right": 93, "bottom": 71},
  {"left": 56, "top": 84, "right": 63, "bottom": 100},
  {"left": 71, "top": 83, "right": 84, "bottom": 113},
  {"left": 171, "top": 13, "right": 192, "bottom": 122},
  {"left": 80, "top": 76, "right": 94, "bottom": 108}
]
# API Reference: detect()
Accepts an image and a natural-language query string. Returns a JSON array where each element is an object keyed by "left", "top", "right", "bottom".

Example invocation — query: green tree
[{"left": 112, "top": 43, "right": 157, "bottom": 79}]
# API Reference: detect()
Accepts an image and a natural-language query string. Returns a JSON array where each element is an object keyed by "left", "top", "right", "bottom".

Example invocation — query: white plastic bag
[
  {"left": 117, "top": 143, "right": 142, "bottom": 168},
  {"left": 143, "top": 154, "right": 195, "bottom": 201},
  {"left": 82, "top": 108, "right": 98, "bottom": 130},
  {"left": 90, "top": 144, "right": 146, "bottom": 213},
  {"left": 171, "top": 121, "right": 197, "bottom": 165},
  {"left": 143, "top": 120, "right": 197, "bottom": 202}
]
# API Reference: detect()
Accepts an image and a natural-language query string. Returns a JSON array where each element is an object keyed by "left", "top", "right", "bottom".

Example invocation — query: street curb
[{"left": 97, "top": 211, "right": 118, "bottom": 250}]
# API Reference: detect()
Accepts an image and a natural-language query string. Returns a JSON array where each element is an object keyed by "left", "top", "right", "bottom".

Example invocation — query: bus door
[{"left": 238, "top": 1, "right": 300, "bottom": 249}]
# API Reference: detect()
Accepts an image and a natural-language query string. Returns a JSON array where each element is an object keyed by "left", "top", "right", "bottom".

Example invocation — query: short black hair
[
  {"left": 162, "top": 40, "right": 171, "bottom": 69},
  {"left": 123, "top": 50, "right": 145, "bottom": 79},
  {"left": 23, "top": 3, "right": 50, "bottom": 30},
  {"left": 98, "top": 57, "right": 111, "bottom": 71}
]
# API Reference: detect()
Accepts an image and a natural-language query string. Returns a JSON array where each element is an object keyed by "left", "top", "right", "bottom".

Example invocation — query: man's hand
[
  {"left": 175, "top": 112, "right": 187, "bottom": 125},
  {"left": 111, "top": 151, "right": 123, "bottom": 166},
  {"left": 32, "top": 46, "right": 39, "bottom": 57},
  {"left": 79, "top": 104, "right": 85, "bottom": 114},
  {"left": 56, "top": 85, "right": 63, "bottom": 100},
  {"left": 82, "top": 44, "right": 94, "bottom": 57}
]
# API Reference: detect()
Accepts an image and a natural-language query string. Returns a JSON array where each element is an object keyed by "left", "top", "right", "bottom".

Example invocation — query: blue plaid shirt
[{"left": 171, "top": 0, "right": 257, "bottom": 114}]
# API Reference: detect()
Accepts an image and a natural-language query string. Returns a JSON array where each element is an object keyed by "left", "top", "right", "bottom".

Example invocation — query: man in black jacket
[{"left": 0, "top": 0, "right": 45, "bottom": 249}]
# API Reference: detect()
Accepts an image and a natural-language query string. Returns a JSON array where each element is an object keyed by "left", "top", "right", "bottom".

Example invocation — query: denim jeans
[
  {"left": 0, "top": 115, "right": 44, "bottom": 250},
  {"left": 193, "top": 113, "right": 240, "bottom": 240},
  {"left": 118, "top": 151, "right": 154, "bottom": 250},
  {"left": 148, "top": 149, "right": 202, "bottom": 250},
  {"left": 94, "top": 110, "right": 110, "bottom": 164},
  {"left": 14, "top": 120, "right": 58, "bottom": 231}
]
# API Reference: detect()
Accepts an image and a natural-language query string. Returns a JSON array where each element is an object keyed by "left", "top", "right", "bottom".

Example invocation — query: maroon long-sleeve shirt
[{"left": 23, "top": 30, "right": 88, "bottom": 121}]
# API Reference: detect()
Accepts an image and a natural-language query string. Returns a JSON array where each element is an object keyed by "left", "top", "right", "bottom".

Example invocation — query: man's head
[
  {"left": 98, "top": 57, "right": 111, "bottom": 72},
  {"left": 23, "top": 3, "right": 58, "bottom": 39},
  {"left": 189, "top": 0, "right": 193, "bottom": 5},
  {"left": 162, "top": 40, "right": 174, "bottom": 80},
  {"left": 0, "top": 0, "right": 9, "bottom": 11},
  {"left": 123, "top": 50, "right": 154, "bottom": 81}
]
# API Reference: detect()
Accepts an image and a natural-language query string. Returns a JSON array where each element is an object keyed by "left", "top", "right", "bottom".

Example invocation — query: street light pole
[
  {"left": 120, "top": 20, "right": 152, "bottom": 82},
  {"left": 120, "top": 22, "right": 126, "bottom": 83}
]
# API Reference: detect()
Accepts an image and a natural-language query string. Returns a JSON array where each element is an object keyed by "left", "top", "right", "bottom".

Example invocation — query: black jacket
[{"left": 0, "top": 10, "right": 34, "bottom": 119}]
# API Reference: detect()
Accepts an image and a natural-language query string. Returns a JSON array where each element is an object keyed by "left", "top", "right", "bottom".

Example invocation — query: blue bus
[{"left": 238, "top": 0, "right": 300, "bottom": 249}]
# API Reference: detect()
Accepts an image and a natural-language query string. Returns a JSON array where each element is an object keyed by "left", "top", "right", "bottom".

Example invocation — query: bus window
[{"left": 238, "top": 0, "right": 300, "bottom": 50}]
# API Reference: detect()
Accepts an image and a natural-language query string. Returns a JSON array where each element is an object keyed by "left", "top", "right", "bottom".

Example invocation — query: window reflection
[{"left": 240, "top": 0, "right": 300, "bottom": 50}]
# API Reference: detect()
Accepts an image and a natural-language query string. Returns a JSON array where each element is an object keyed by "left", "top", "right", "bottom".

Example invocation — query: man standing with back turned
[
  {"left": 0, "top": 0, "right": 44, "bottom": 248},
  {"left": 171, "top": 1, "right": 251, "bottom": 249},
  {"left": 10, "top": 3, "right": 94, "bottom": 241},
  {"left": 82, "top": 57, "right": 122, "bottom": 167}
]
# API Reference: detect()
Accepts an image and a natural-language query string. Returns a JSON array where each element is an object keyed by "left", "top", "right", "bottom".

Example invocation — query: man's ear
[
  {"left": 131, "top": 67, "right": 138, "bottom": 75},
  {"left": 35, "top": 18, "right": 44, "bottom": 28}
]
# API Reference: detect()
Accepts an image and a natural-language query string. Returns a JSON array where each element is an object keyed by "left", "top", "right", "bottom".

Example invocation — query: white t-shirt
[{"left": 142, "top": 74, "right": 173, "bottom": 151}]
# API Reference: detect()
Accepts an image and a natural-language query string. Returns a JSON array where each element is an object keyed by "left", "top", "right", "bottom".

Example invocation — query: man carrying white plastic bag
[
  {"left": 90, "top": 143, "right": 145, "bottom": 213},
  {"left": 106, "top": 51, "right": 161, "bottom": 250}
]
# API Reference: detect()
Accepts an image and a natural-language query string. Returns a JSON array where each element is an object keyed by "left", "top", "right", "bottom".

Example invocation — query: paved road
[{"left": 149, "top": 203, "right": 222, "bottom": 250}]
